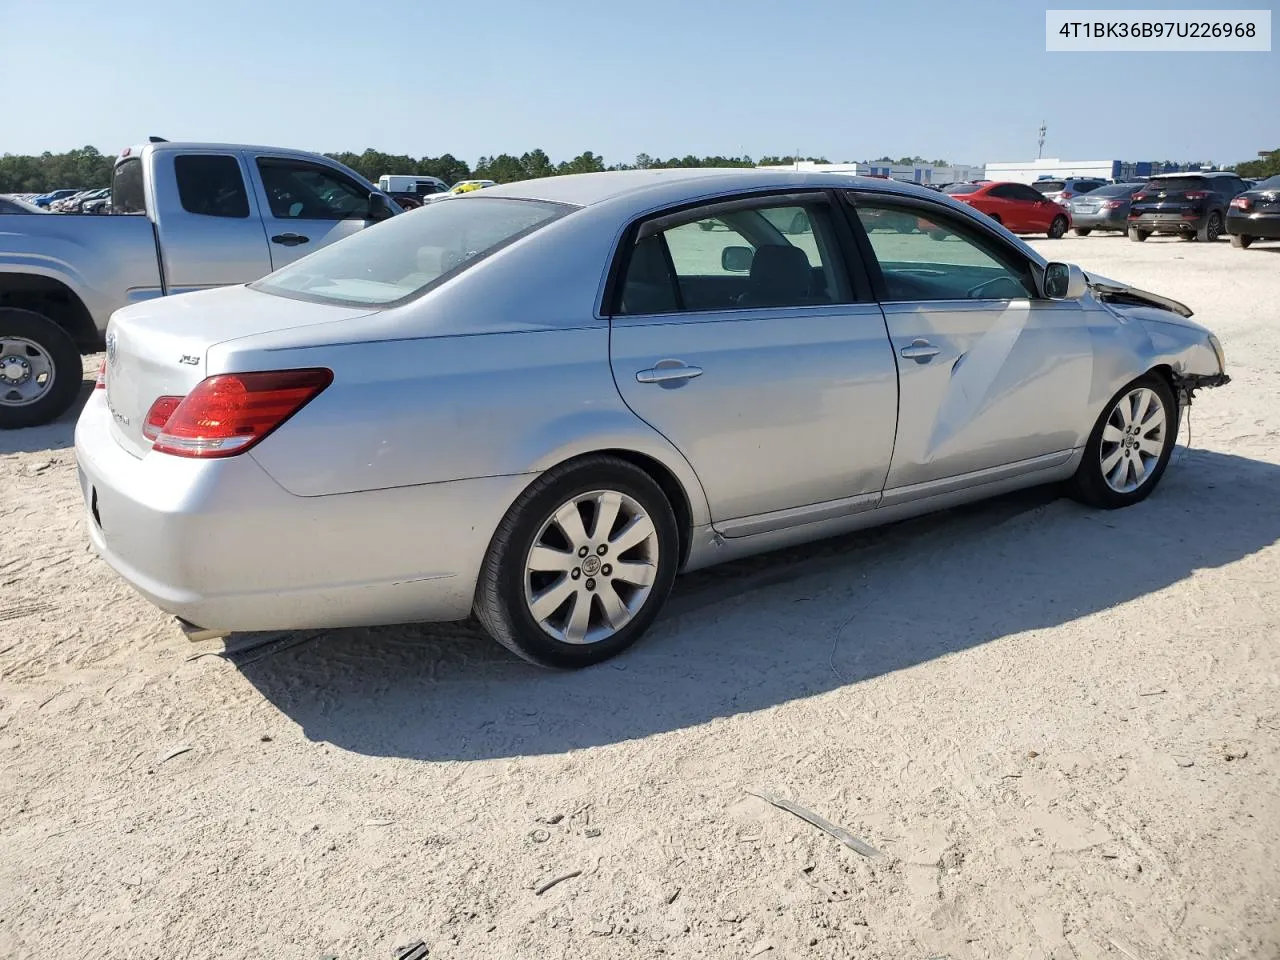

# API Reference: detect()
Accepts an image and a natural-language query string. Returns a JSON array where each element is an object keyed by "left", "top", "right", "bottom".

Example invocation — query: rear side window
[
  {"left": 616, "top": 197, "right": 847, "bottom": 315},
  {"left": 111, "top": 158, "right": 146, "bottom": 215},
  {"left": 174, "top": 155, "right": 250, "bottom": 218},
  {"left": 1010, "top": 184, "right": 1048, "bottom": 202},
  {"left": 1076, "top": 181, "right": 1104, "bottom": 193},
  {"left": 988, "top": 185, "right": 1019, "bottom": 199}
]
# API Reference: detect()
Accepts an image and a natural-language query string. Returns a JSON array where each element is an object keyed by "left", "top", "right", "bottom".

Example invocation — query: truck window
[
  {"left": 112, "top": 158, "right": 146, "bottom": 215},
  {"left": 256, "top": 158, "right": 371, "bottom": 220},
  {"left": 174, "top": 155, "right": 250, "bottom": 218}
]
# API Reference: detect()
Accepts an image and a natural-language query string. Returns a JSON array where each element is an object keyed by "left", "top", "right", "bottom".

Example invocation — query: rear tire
[
  {"left": 1230, "top": 233, "right": 1253, "bottom": 249},
  {"left": 1197, "top": 211, "right": 1223, "bottom": 243},
  {"left": 1128, "top": 227, "right": 1149, "bottom": 242},
  {"left": 1047, "top": 216, "right": 1068, "bottom": 239},
  {"left": 1067, "top": 374, "right": 1178, "bottom": 510},
  {"left": 473, "top": 455, "right": 680, "bottom": 668},
  {"left": 0, "top": 308, "right": 83, "bottom": 430},
  {"left": 1073, "top": 227, "right": 1093, "bottom": 237}
]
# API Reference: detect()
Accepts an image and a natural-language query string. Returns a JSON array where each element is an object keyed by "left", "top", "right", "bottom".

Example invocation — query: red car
[{"left": 942, "top": 181, "right": 1071, "bottom": 238}]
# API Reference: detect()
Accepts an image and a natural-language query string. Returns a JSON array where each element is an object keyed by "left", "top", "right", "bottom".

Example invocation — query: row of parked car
[
  {"left": 928, "top": 172, "right": 1278, "bottom": 249},
  {"left": 2, "top": 187, "right": 113, "bottom": 214}
]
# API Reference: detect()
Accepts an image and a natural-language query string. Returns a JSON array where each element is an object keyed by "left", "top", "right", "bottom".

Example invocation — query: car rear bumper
[
  {"left": 74, "top": 392, "right": 529, "bottom": 632},
  {"left": 1070, "top": 211, "right": 1128, "bottom": 229},
  {"left": 1226, "top": 212, "right": 1280, "bottom": 239},
  {"left": 1128, "top": 213, "right": 1205, "bottom": 234}
]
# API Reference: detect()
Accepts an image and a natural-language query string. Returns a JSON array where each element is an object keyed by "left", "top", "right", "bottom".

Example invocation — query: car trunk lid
[{"left": 103, "top": 285, "right": 377, "bottom": 457}]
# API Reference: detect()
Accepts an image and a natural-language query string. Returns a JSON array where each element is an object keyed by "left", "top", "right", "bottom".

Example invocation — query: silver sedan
[{"left": 75, "top": 169, "right": 1230, "bottom": 667}]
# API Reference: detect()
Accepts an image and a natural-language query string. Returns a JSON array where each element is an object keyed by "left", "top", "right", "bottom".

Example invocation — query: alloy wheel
[
  {"left": 523, "top": 489, "right": 660, "bottom": 645},
  {"left": 1099, "top": 386, "right": 1168, "bottom": 494}
]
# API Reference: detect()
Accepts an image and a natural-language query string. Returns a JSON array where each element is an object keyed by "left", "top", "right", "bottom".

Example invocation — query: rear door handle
[
  {"left": 899, "top": 339, "right": 941, "bottom": 362},
  {"left": 636, "top": 362, "right": 704, "bottom": 384},
  {"left": 271, "top": 233, "right": 310, "bottom": 246}
]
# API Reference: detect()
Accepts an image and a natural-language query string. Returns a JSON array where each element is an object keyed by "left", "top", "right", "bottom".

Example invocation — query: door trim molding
[
  {"left": 717, "top": 491, "right": 882, "bottom": 539},
  {"left": 879, "top": 448, "right": 1076, "bottom": 507}
]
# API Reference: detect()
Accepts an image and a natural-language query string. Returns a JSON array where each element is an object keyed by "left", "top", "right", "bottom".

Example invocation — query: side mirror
[
  {"left": 367, "top": 192, "right": 396, "bottom": 222},
  {"left": 1043, "top": 261, "right": 1088, "bottom": 300},
  {"left": 721, "top": 245, "right": 754, "bottom": 273}
]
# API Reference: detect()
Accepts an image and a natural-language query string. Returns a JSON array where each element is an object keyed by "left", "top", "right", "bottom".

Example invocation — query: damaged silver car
[{"left": 75, "top": 169, "right": 1229, "bottom": 668}]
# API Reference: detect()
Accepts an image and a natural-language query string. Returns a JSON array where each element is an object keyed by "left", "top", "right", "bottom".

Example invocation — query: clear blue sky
[{"left": 4, "top": 0, "right": 1275, "bottom": 166}]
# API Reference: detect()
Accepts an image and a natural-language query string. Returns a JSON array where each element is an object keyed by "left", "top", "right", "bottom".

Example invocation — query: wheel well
[
  {"left": 599, "top": 448, "right": 695, "bottom": 568},
  {"left": 0, "top": 274, "right": 98, "bottom": 351},
  {"left": 1148, "top": 364, "right": 1177, "bottom": 396}
]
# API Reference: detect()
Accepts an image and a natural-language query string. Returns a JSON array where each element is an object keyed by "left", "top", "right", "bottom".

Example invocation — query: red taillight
[
  {"left": 150, "top": 368, "right": 333, "bottom": 459},
  {"left": 1183, "top": 191, "right": 1209, "bottom": 201},
  {"left": 1230, "top": 196, "right": 1252, "bottom": 210},
  {"left": 95, "top": 359, "right": 107, "bottom": 389},
  {"left": 1101, "top": 200, "right": 1123, "bottom": 209},
  {"left": 1060, "top": 191, "right": 1073, "bottom": 199},
  {"left": 1133, "top": 193, "right": 1150, "bottom": 202},
  {"left": 142, "top": 395, "right": 183, "bottom": 441}
]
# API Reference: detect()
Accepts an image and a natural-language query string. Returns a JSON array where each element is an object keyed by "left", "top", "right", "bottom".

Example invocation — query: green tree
[
  {"left": 1235, "top": 150, "right": 1279, "bottom": 179},
  {"left": 557, "top": 151, "right": 606, "bottom": 175}
]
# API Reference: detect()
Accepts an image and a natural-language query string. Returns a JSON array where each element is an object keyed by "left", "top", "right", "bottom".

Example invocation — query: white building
[
  {"left": 985, "top": 158, "right": 1217, "bottom": 184},
  {"left": 759, "top": 160, "right": 983, "bottom": 185}
]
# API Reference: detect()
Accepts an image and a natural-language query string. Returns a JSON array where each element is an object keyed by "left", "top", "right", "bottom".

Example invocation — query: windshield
[
  {"left": 1254, "top": 175, "right": 1280, "bottom": 190},
  {"left": 943, "top": 183, "right": 981, "bottom": 194},
  {"left": 253, "top": 197, "right": 572, "bottom": 306},
  {"left": 1032, "top": 181, "right": 1066, "bottom": 193}
]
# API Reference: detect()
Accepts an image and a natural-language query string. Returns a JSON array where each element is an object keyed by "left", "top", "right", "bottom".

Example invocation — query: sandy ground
[{"left": 2, "top": 234, "right": 1278, "bottom": 960}]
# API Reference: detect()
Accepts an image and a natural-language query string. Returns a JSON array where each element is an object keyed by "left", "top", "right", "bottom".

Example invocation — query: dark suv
[
  {"left": 1127, "top": 172, "right": 1251, "bottom": 242},
  {"left": 1226, "top": 174, "right": 1280, "bottom": 249}
]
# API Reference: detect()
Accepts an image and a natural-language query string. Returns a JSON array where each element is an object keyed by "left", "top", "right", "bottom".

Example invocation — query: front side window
[
  {"left": 174, "top": 154, "right": 249, "bottom": 218},
  {"left": 1009, "top": 184, "right": 1049, "bottom": 202},
  {"left": 253, "top": 196, "right": 570, "bottom": 306},
  {"left": 111, "top": 158, "right": 146, "bottom": 214},
  {"left": 256, "top": 158, "right": 371, "bottom": 220},
  {"left": 852, "top": 198, "right": 1035, "bottom": 302},
  {"left": 616, "top": 197, "right": 847, "bottom": 315}
]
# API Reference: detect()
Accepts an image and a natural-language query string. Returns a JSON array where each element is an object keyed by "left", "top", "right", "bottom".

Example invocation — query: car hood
[{"left": 1082, "top": 271, "right": 1194, "bottom": 319}]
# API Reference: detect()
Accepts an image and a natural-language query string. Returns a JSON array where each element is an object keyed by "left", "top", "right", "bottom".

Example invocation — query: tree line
[
  {"left": 0, "top": 145, "right": 832, "bottom": 193},
  {"left": 3, "top": 144, "right": 1273, "bottom": 195}
]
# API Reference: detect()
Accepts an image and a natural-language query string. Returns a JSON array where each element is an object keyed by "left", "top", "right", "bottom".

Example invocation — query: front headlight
[{"left": 1207, "top": 334, "right": 1226, "bottom": 373}]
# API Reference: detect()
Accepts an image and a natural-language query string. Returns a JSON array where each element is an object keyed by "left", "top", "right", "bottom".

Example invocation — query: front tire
[
  {"left": 0, "top": 308, "right": 83, "bottom": 430},
  {"left": 1047, "top": 215, "right": 1068, "bottom": 239},
  {"left": 1231, "top": 233, "right": 1253, "bottom": 249},
  {"left": 1067, "top": 374, "right": 1178, "bottom": 509},
  {"left": 474, "top": 455, "right": 680, "bottom": 668},
  {"left": 1073, "top": 227, "right": 1093, "bottom": 237}
]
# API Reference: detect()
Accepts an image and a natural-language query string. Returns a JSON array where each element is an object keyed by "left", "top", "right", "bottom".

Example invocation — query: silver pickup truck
[{"left": 0, "top": 140, "right": 399, "bottom": 428}]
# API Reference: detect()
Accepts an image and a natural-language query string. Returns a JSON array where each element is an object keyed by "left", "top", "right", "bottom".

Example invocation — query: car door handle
[
  {"left": 271, "top": 233, "right": 310, "bottom": 246},
  {"left": 636, "top": 362, "right": 704, "bottom": 384},
  {"left": 899, "top": 339, "right": 941, "bottom": 362}
]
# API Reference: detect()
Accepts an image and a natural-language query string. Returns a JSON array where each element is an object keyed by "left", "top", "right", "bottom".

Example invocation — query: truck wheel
[
  {"left": 0, "top": 309, "right": 84, "bottom": 430},
  {"left": 1230, "top": 233, "right": 1253, "bottom": 249}
]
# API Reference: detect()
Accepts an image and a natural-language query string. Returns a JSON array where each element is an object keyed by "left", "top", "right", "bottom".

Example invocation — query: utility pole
[{"left": 1037, "top": 122, "right": 1047, "bottom": 159}]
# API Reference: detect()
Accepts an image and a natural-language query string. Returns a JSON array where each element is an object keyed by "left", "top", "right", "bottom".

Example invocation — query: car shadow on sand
[
  {"left": 234, "top": 448, "right": 1280, "bottom": 762},
  {"left": 0, "top": 381, "right": 93, "bottom": 456}
]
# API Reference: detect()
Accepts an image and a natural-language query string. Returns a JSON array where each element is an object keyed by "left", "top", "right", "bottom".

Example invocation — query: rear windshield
[
  {"left": 253, "top": 196, "right": 572, "bottom": 306},
  {"left": 1146, "top": 176, "right": 1208, "bottom": 191},
  {"left": 943, "top": 183, "right": 981, "bottom": 194},
  {"left": 1032, "top": 181, "right": 1066, "bottom": 193},
  {"left": 1254, "top": 175, "right": 1280, "bottom": 190},
  {"left": 1090, "top": 183, "right": 1139, "bottom": 198}
]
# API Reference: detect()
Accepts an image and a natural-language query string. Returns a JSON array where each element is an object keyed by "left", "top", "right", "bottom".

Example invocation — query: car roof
[
  {"left": 1148, "top": 170, "right": 1234, "bottom": 178},
  {"left": 478, "top": 167, "right": 940, "bottom": 207}
]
